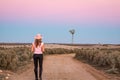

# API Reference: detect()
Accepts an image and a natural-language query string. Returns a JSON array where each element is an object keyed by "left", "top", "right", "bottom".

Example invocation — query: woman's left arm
[{"left": 31, "top": 44, "right": 35, "bottom": 52}]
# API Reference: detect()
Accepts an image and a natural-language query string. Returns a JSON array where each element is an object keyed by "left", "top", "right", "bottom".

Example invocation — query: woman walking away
[{"left": 31, "top": 34, "right": 45, "bottom": 80}]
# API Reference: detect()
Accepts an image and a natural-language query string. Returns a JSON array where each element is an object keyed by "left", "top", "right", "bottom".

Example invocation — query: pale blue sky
[{"left": 0, "top": 20, "right": 120, "bottom": 44}]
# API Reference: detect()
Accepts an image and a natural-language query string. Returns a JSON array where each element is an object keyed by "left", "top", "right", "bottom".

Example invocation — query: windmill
[{"left": 69, "top": 29, "right": 75, "bottom": 44}]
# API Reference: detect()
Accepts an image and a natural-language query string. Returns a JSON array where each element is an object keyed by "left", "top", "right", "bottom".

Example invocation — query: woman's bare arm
[
  {"left": 41, "top": 43, "right": 45, "bottom": 52},
  {"left": 31, "top": 44, "right": 35, "bottom": 52}
]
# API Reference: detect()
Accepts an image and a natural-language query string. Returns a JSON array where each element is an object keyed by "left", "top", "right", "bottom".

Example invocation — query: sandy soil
[{"left": 9, "top": 54, "right": 110, "bottom": 80}]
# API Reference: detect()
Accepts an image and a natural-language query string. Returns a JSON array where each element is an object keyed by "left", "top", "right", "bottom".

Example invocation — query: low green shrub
[
  {"left": 74, "top": 48, "right": 120, "bottom": 73},
  {"left": 44, "top": 48, "right": 74, "bottom": 55},
  {"left": 0, "top": 47, "right": 32, "bottom": 71}
]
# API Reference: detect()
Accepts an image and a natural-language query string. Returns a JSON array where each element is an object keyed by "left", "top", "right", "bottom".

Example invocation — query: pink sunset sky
[
  {"left": 0, "top": 0, "right": 120, "bottom": 43},
  {"left": 0, "top": 0, "right": 120, "bottom": 24}
]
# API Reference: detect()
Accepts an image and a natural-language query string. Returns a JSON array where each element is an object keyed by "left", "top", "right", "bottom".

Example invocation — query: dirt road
[{"left": 10, "top": 54, "right": 109, "bottom": 80}]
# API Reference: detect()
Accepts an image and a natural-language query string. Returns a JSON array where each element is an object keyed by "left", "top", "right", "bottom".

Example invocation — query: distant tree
[{"left": 69, "top": 29, "right": 75, "bottom": 44}]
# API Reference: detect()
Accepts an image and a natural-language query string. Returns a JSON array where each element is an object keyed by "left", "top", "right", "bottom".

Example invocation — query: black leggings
[{"left": 33, "top": 54, "right": 43, "bottom": 79}]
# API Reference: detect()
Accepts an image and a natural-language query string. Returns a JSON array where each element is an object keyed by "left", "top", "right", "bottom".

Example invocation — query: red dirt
[{"left": 9, "top": 54, "right": 111, "bottom": 80}]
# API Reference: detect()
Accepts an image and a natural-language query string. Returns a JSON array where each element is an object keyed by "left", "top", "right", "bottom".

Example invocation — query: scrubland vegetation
[
  {"left": 0, "top": 46, "right": 120, "bottom": 74},
  {"left": 44, "top": 48, "right": 74, "bottom": 54},
  {"left": 0, "top": 44, "right": 120, "bottom": 80},
  {"left": 0, "top": 47, "right": 74, "bottom": 71},
  {"left": 74, "top": 48, "right": 120, "bottom": 74},
  {"left": 0, "top": 47, "right": 33, "bottom": 71}
]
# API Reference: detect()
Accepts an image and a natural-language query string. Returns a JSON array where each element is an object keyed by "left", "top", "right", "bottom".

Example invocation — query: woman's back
[{"left": 33, "top": 42, "right": 43, "bottom": 54}]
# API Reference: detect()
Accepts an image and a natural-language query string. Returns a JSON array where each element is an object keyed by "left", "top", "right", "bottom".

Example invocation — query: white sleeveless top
[{"left": 33, "top": 42, "right": 44, "bottom": 54}]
